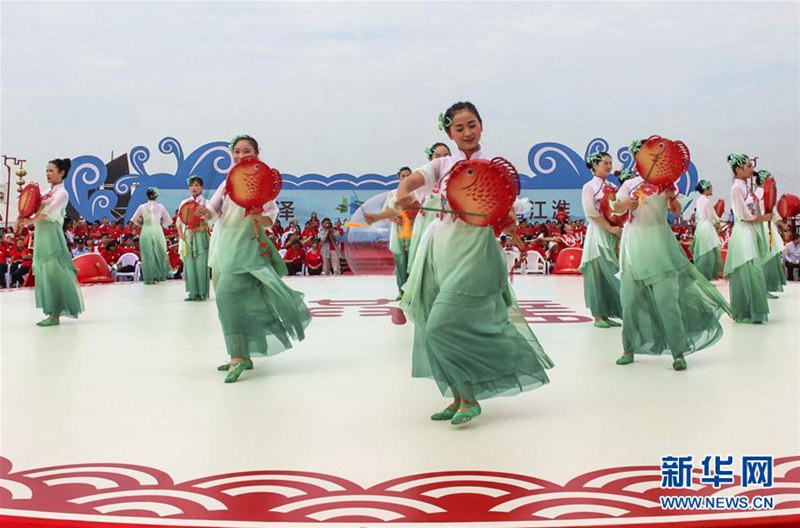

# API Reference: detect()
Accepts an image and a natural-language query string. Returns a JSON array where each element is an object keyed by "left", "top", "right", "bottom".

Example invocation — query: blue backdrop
[{"left": 65, "top": 136, "right": 699, "bottom": 224}]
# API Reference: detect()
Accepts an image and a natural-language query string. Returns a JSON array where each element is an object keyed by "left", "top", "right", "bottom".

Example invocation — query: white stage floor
[{"left": 1, "top": 275, "right": 798, "bottom": 527}]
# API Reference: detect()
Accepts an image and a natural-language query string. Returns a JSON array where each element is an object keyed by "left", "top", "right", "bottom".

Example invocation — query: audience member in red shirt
[
  {"left": 100, "top": 241, "right": 121, "bottom": 266},
  {"left": 304, "top": 238, "right": 323, "bottom": 275},
  {"left": 10, "top": 238, "right": 33, "bottom": 287},
  {"left": 308, "top": 212, "right": 320, "bottom": 230},
  {"left": 283, "top": 240, "right": 306, "bottom": 276},
  {"left": 0, "top": 242, "right": 9, "bottom": 288},
  {"left": 301, "top": 221, "right": 317, "bottom": 243},
  {"left": 167, "top": 239, "right": 182, "bottom": 278},
  {"left": 118, "top": 236, "right": 139, "bottom": 257}
]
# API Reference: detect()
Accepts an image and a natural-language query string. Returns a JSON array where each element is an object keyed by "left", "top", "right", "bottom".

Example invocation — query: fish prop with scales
[
  {"left": 445, "top": 157, "right": 519, "bottom": 234},
  {"left": 714, "top": 199, "right": 726, "bottom": 218},
  {"left": 226, "top": 156, "right": 282, "bottom": 215},
  {"left": 599, "top": 183, "right": 629, "bottom": 227},
  {"left": 18, "top": 183, "right": 42, "bottom": 219},
  {"left": 634, "top": 135, "right": 690, "bottom": 190},
  {"left": 178, "top": 200, "right": 204, "bottom": 228}
]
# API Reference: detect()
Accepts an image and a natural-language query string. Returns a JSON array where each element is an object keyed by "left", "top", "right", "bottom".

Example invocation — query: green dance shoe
[{"left": 451, "top": 403, "right": 481, "bottom": 425}]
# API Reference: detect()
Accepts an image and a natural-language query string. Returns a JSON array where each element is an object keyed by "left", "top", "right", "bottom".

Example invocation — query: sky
[{"left": 1, "top": 1, "right": 798, "bottom": 200}]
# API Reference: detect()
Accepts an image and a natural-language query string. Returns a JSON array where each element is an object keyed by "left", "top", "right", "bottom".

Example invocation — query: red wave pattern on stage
[{"left": 1, "top": 456, "right": 798, "bottom": 526}]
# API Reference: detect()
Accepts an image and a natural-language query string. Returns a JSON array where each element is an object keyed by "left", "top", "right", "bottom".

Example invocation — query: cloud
[{"left": 1, "top": 1, "right": 797, "bottom": 197}]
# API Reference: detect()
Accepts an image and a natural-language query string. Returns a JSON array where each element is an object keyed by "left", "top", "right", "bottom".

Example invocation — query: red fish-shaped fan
[
  {"left": 18, "top": 183, "right": 42, "bottom": 218},
  {"left": 762, "top": 177, "right": 777, "bottom": 213},
  {"left": 226, "top": 156, "right": 282, "bottom": 215},
  {"left": 445, "top": 157, "right": 519, "bottom": 234},
  {"left": 178, "top": 200, "right": 204, "bottom": 228},
  {"left": 713, "top": 199, "right": 725, "bottom": 218},
  {"left": 599, "top": 184, "right": 629, "bottom": 227},
  {"left": 777, "top": 193, "right": 800, "bottom": 219},
  {"left": 634, "top": 135, "right": 690, "bottom": 189}
]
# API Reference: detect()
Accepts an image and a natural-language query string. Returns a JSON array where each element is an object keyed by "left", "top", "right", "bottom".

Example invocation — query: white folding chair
[
  {"left": 504, "top": 250, "right": 519, "bottom": 273},
  {"left": 114, "top": 253, "right": 140, "bottom": 282},
  {"left": 525, "top": 251, "right": 547, "bottom": 275}
]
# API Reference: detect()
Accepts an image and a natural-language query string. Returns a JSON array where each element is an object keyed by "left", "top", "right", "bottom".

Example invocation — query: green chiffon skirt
[
  {"left": 401, "top": 222, "right": 553, "bottom": 401},
  {"left": 183, "top": 229, "right": 210, "bottom": 300},
  {"left": 393, "top": 248, "right": 409, "bottom": 291},
  {"left": 139, "top": 222, "right": 171, "bottom": 284},
  {"left": 729, "top": 261, "right": 770, "bottom": 323},
  {"left": 763, "top": 253, "right": 786, "bottom": 293},
  {"left": 692, "top": 246, "right": 721, "bottom": 281},
  {"left": 578, "top": 235, "right": 621, "bottom": 319},
  {"left": 621, "top": 265, "right": 731, "bottom": 357},
  {"left": 214, "top": 265, "right": 311, "bottom": 359},
  {"left": 33, "top": 220, "right": 84, "bottom": 318}
]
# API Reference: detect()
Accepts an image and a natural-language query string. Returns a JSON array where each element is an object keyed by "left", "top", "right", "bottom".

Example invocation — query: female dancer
[
  {"left": 177, "top": 176, "right": 211, "bottom": 301},
  {"left": 723, "top": 155, "right": 772, "bottom": 323},
  {"left": 690, "top": 180, "right": 723, "bottom": 280},
  {"left": 385, "top": 166, "right": 419, "bottom": 298},
  {"left": 130, "top": 188, "right": 172, "bottom": 284},
  {"left": 578, "top": 152, "right": 623, "bottom": 328},
  {"left": 613, "top": 142, "right": 730, "bottom": 370},
  {"left": 16, "top": 158, "right": 83, "bottom": 326},
  {"left": 199, "top": 134, "right": 311, "bottom": 383},
  {"left": 754, "top": 170, "right": 786, "bottom": 295},
  {"left": 366, "top": 102, "right": 553, "bottom": 425},
  {"left": 407, "top": 143, "right": 451, "bottom": 273}
]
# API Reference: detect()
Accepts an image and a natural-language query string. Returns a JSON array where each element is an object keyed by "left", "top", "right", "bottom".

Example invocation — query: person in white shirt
[
  {"left": 754, "top": 170, "right": 786, "bottom": 294},
  {"left": 722, "top": 154, "right": 773, "bottom": 323},
  {"left": 176, "top": 176, "right": 211, "bottom": 301},
  {"left": 365, "top": 101, "right": 553, "bottom": 425},
  {"left": 15, "top": 158, "right": 84, "bottom": 326},
  {"left": 578, "top": 152, "right": 622, "bottom": 328},
  {"left": 385, "top": 166, "right": 422, "bottom": 297},
  {"left": 784, "top": 232, "right": 800, "bottom": 281},
  {"left": 690, "top": 180, "right": 723, "bottom": 280},
  {"left": 130, "top": 188, "right": 173, "bottom": 285}
]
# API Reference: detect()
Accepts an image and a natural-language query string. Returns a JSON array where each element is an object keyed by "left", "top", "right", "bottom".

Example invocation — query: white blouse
[
  {"left": 695, "top": 194, "right": 720, "bottom": 223},
  {"left": 131, "top": 200, "right": 172, "bottom": 228},
  {"left": 731, "top": 179, "right": 757, "bottom": 222},
  {"left": 207, "top": 180, "right": 279, "bottom": 225},
  {"left": 581, "top": 176, "right": 611, "bottom": 220},
  {"left": 39, "top": 183, "right": 69, "bottom": 223}
]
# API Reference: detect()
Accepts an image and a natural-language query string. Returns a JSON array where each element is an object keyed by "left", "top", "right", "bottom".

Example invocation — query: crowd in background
[{"left": 2, "top": 202, "right": 799, "bottom": 289}]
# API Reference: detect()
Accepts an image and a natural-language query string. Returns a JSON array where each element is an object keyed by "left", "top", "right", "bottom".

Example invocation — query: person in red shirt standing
[
  {"left": 301, "top": 221, "right": 317, "bottom": 245},
  {"left": 283, "top": 239, "right": 306, "bottom": 275},
  {"left": 308, "top": 212, "right": 320, "bottom": 230},
  {"left": 304, "top": 238, "right": 323, "bottom": 275},
  {"left": 554, "top": 205, "right": 569, "bottom": 224}
]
